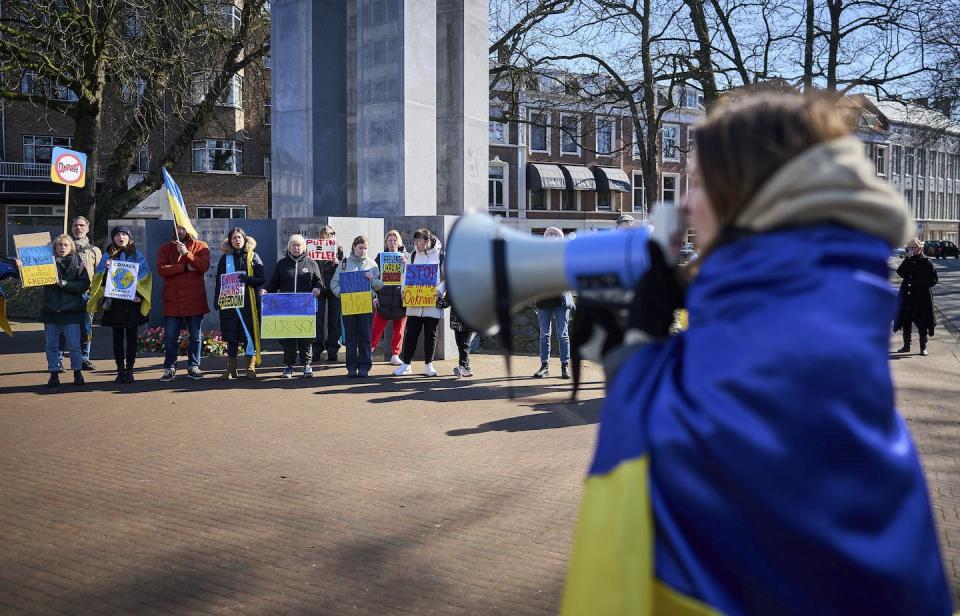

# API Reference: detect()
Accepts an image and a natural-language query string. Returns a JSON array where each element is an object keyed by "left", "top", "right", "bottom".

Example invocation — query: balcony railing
[{"left": 0, "top": 161, "right": 51, "bottom": 179}]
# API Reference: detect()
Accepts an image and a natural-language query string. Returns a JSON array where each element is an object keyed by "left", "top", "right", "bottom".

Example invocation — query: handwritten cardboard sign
[
  {"left": 306, "top": 238, "right": 337, "bottom": 262},
  {"left": 105, "top": 261, "right": 140, "bottom": 301},
  {"left": 401, "top": 263, "right": 439, "bottom": 308},
  {"left": 14, "top": 232, "right": 58, "bottom": 288},
  {"left": 218, "top": 272, "right": 246, "bottom": 309},
  {"left": 379, "top": 252, "right": 403, "bottom": 286},
  {"left": 260, "top": 292, "right": 317, "bottom": 339},
  {"left": 339, "top": 271, "right": 373, "bottom": 316}
]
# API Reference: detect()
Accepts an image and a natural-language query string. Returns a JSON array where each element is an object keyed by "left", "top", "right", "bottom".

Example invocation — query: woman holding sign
[
  {"left": 215, "top": 228, "right": 266, "bottom": 379},
  {"left": 393, "top": 229, "right": 444, "bottom": 377},
  {"left": 35, "top": 234, "right": 90, "bottom": 387},
  {"left": 371, "top": 230, "right": 407, "bottom": 365},
  {"left": 88, "top": 226, "right": 152, "bottom": 384},
  {"left": 330, "top": 235, "right": 383, "bottom": 378}
]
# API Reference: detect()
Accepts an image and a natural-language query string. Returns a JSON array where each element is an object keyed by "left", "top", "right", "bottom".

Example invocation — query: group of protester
[{"left": 32, "top": 220, "right": 573, "bottom": 387}]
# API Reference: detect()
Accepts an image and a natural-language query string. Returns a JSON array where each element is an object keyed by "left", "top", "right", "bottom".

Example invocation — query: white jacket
[{"left": 405, "top": 238, "right": 445, "bottom": 319}]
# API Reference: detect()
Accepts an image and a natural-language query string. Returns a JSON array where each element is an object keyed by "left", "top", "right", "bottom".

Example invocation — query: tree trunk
[
  {"left": 71, "top": 96, "right": 102, "bottom": 236},
  {"left": 826, "top": 0, "right": 841, "bottom": 92},
  {"left": 803, "top": 0, "right": 815, "bottom": 91},
  {"left": 684, "top": 0, "right": 719, "bottom": 106}
]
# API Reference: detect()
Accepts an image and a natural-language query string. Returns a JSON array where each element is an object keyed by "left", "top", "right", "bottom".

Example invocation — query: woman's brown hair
[
  {"left": 352, "top": 235, "right": 369, "bottom": 249},
  {"left": 695, "top": 93, "right": 850, "bottom": 233}
]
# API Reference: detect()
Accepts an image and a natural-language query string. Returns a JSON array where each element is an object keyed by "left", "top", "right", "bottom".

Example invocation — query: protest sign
[
  {"left": 306, "top": 238, "right": 337, "bottom": 261},
  {"left": 14, "top": 233, "right": 58, "bottom": 288},
  {"left": 50, "top": 147, "right": 87, "bottom": 188},
  {"left": 401, "top": 263, "right": 439, "bottom": 308},
  {"left": 380, "top": 252, "right": 403, "bottom": 286},
  {"left": 105, "top": 261, "right": 140, "bottom": 301},
  {"left": 218, "top": 273, "right": 246, "bottom": 309},
  {"left": 339, "top": 271, "right": 373, "bottom": 315},
  {"left": 261, "top": 293, "right": 317, "bottom": 339}
]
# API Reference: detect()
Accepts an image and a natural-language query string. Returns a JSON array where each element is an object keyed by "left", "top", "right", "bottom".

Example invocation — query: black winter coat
[
  {"left": 894, "top": 255, "right": 938, "bottom": 335},
  {"left": 266, "top": 252, "right": 323, "bottom": 294},
  {"left": 215, "top": 237, "right": 266, "bottom": 344},
  {"left": 373, "top": 249, "right": 405, "bottom": 320},
  {"left": 40, "top": 255, "right": 90, "bottom": 325}
]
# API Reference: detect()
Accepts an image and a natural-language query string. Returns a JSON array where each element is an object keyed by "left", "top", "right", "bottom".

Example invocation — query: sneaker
[
  {"left": 57, "top": 365, "right": 66, "bottom": 374},
  {"left": 160, "top": 369, "right": 176, "bottom": 382},
  {"left": 560, "top": 363, "right": 570, "bottom": 379},
  {"left": 358, "top": 371, "right": 369, "bottom": 378},
  {"left": 114, "top": 370, "right": 124, "bottom": 384},
  {"left": 347, "top": 372, "right": 359, "bottom": 378},
  {"left": 187, "top": 366, "right": 203, "bottom": 380},
  {"left": 533, "top": 364, "right": 549, "bottom": 379},
  {"left": 389, "top": 354, "right": 403, "bottom": 366},
  {"left": 393, "top": 363, "right": 412, "bottom": 376},
  {"left": 47, "top": 372, "right": 60, "bottom": 388},
  {"left": 423, "top": 363, "right": 438, "bottom": 377},
  {"left": 303, "top": 365, "right": 314, "bottom": 378},
  {"left": 459, "top": 367, "right": 473, "bottom": 378},
  {"left": 895, "top": 346, "right": 911, "bottom": 353},
  {"left": 124, "top": 370, "right": 135, "bottom": 384},
  {"left": 281, "top": 366, "right": 295, "bottom": 379},
  {"left": 920, "top": 348, "right": 928, "bottom": 356},
  {"left": 72, "top": 370, "right": 85, "bottom": 386},
  {"left": 453, "top": 366, "right": 463, "bottom": 377},
  {"left": 81, "top": 359, "right": 96, "bottom": 371}
]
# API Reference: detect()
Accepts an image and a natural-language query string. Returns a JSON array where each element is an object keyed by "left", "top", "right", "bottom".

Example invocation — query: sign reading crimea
[
  {"left": 260, "top": 292, "right": 317, "bottom": 339},
  {"left": 49, "top": 147, "right": 87, "bottom": 188}
]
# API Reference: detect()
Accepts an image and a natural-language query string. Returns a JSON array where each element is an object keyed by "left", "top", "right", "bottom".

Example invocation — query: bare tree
[{"left": 0, "top": 0, "right": 270, "bottom": 240}]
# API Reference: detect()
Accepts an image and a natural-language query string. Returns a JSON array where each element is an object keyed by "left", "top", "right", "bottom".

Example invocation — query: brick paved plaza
[{"left": 1, "top": 324, "right": 958, "bottom": 614}]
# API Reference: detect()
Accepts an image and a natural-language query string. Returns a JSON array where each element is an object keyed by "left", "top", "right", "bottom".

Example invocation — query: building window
[
  {"left": 917, "top": 190, "right": 925, "bottom": 219},
  {"left": 263, "top": 154, "right": 271, "bottom": 179},
  {"left": 197, "top": 205, "right": 247, "bottom": 219},
  {"left": 904, "top": 188, "right": 913, "bottom": 214},
  {"left": 528, "top": 190, "right": 546, "bottom": 210},
  {"left": 892, "top": 144, "right": 902, "bottom": 176},
  {"left": 918, "top": 149, "right": 926, "bottom": 177},
  {"left": 876, "top": 145, "right": 887, "bottom": 177},
  {"left": 263, "top": 53, "right": 271, "bottom": 69},
  {"left": 489, "top": 106, "right": 507, "bottom": 144},
  {"left": 930, "top": 151, "right": 938, "bottom": 178},
  {"left": 682, "top": 87, "right": 703, "bottom": 110},
  {"left": 192, "top": 139, "right": 243, "bottom": 173},
  {"left": 123, "top": 8, "right": 145, "bottom": 37},
  {"left": 489, "top": 162, "right": 508, "bottom": 208},
  {"left": 632, "top": 126, "right": 645, "bottom": 159},
  {"left": 222, "top": 4, "right": 242, "bottom": 32},
  {"left": 20, "top": 71, "right": 77, "bottom": 102},
  {"left": 596, "top": 117, "right": 615, "bottom": 156},
  {"left": 632, "top": 171, "right": 645, "bottom": 216},
  {"left": 661, "top": 173, "right": 679, "bottom": 205},
  {"left": 559, "top": 190, "right": 579, "bottom": 211},
  {"left": 191, "top": 72, "right": 243, "bottom": 108},
  {"left": 660, "top": 124, "right": 680, "bottom": 162},
  {"left": 264, "top": 97, "right": 271, "bottom": 126},
  {"left": 134, "top": 145, "right": 150, "bottom": 174},
  {"left": 529, "top": 110, "right": 548, "bottom": 153},
  {"left": 597, "top": 192, "right": 611, "bottom": 211},
  {"left": 560, "top": 114, "right": 580, "bottom": 155},
  {"left": 121, "top": 76, "right": 147, "bottom": 106},
  {"left": 23, "top": 135, "right": 73, "bottom": 164},
  {"left": 905, "top": 147, "right": 915, "bottom": 176}
]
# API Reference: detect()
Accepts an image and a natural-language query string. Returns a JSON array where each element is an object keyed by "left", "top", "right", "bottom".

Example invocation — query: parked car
[
  {"left": 939, "top": 240, "right": 960, "bottom": 259},
  {"left": 0, "top": 256, "right": 19, "bottom": 281},
  {"left": 923, "top": 240, "right": 942, "bottom": 258},
  {"left": 890, "top": 247, "right": 906, "bottom": 259},
  {"left": 679, "top": 243, "right": 698, "bottom": 263}
]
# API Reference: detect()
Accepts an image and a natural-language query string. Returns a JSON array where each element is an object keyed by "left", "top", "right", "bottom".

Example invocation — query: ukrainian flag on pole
[{"left": 161, "top": 168, "right": 199, "bottom": 238}]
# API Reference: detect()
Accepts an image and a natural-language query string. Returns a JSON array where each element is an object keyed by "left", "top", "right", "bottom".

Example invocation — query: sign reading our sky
[
  {"left": 218, "top": 273, "right": 246, "bottom": 309},
  {"left": 379, "top": 252, "right": 403, "bottom": 286},
  {"left": 401, "top": 263, "right": 439, "bottom": 308},
  {"left": 306, "top": 238, "right": 337, "bottom": 262},
  {"left": 49, "top": 147, "right": 87, "bottom": 188},
  {"left": 105, "top": 261, "right": 140, "bottom": 301},
  {"left": 14, "top": 232, "right": 58, "bottom": 288},
  {"left": 339, "top": 271, "right": 373, "bottom": 316},
  {"left": 261, "top": 292, "right": 316, "bottom": 339}
]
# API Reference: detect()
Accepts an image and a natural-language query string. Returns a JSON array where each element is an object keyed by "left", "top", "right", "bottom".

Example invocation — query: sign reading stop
[{"left": 49, "top": 146, "right": 87, "bottom": 188}]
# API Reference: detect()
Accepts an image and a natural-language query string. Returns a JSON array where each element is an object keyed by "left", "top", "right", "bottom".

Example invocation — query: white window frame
[
  {"left": 891, "top": 144, "right": 902, "bottom": 176},
  {"left": 20, "top": 71, "right": 77, "bottom": 102},
  {"left": 190, "top": 72, "right": 243, "bottom": 108},
  {"left": 263, "top": 53, "right": 271, "bottom": 70},
  {"left": 135, "top": 144, "right": 150, "bottom": 174},
  {"left": 661, "top": 172, "right": 679, "bottom": 205},
  {"left": 22, "top": 135, "right": 74, "bottom": 164},
  {"left": 559, "top": 189, "right": 580, "bottom": 211},
  {"left": 930, "top": 150, "right": 938, "bottom": 178},
  {"left": 632, "top": 170, "right": 646, "bottom": 216},
  {"left": 263, "top": 154, "right": 271, "bottom": 179},
  {"left": 559, "top": 113, "right": 581, "bottom": 155},
  {"left": 660, "top": 124, "right": 680, "bottom": 162},
  {"left": 121, "top": 76, "right": 147, "bottom": 107},
  {"left": 632, "top": 125, "right": 646, "bottom": 159},
  {"left": 875, "top": 144, "right": 888, "bottom": 177},
  {"left": 191, "top": 139, "right": 243, "bottom": 174},
  {"left": 197, "top": 205, "right": 247, "bottom": 219},
  {"left": 527, "top": 189, "right": 547, "bottom": 211},
  {"left": 488, "top": 159, "right": 509, "bottom": 209},
  {"left": 528, "top": 110, "right": 549, "bottom": 153},
  {"left": 595, "top": 117, "right": 616, "bottom": 157},
  {"left": 489, "top": 105, "right": 507, "bottom": 145}
]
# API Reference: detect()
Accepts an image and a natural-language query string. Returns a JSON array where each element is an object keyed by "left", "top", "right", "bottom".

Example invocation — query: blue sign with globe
[{"left": 105, "top": 261, "right": 140, "bottom": 301}]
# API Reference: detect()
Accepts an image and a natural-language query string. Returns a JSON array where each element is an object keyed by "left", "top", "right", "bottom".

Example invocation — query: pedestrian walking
[
  {"left": 894, "top": 238, "right": 938, "bottom": 355},
  {"left": 157, "top": 225, "right": 210, "bottom": 382},
  {"left": 533, "top": 227, "right": 573, "bottom": 380},
  {"left": 371, "top": 230, "right": 407, "bottom": 365},
  {"left": 313, "top": 225, "right": 344, "bottom": 363},
  {"left": 561, "top": 93, "right": 950, "bottom": 615},
  {"left": 215, "top": 228, "right": 265, "bottom": 379},
  {"left": 393, "top": 229, "right": 444, "bottom": 377},
  {"left": 33, "top": 234, "right": 90, "bottom": 387},
  {"left": 330, "top": 235, "right": 383, "bottom": 377},
  {"left": 68, "top": 215, "right": 100, "bottom": 371},
  {"left": 262, "top": 234, "right": 323, "bottom": 378},
  {"left": 88, "top": 226, "right": 152, "bottom": 384}
]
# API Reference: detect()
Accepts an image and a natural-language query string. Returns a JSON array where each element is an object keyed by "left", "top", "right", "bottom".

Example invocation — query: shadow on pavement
[{"left": 446, "top": 397, "right": 603, "bottom": 436}]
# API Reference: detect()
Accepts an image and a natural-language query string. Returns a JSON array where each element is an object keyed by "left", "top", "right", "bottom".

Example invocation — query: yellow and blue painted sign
[
  {"left": 339, "top": 271, "right": 373, "bottom": 316},
  {"left": 261, "top": 293, "right": 316, "bottom": 339},
  {"left": 50, "top": 147, "right": 87, "bottom": 188},
  {"left": 14, "top": 232, "right": 58, "bottom": 288}
]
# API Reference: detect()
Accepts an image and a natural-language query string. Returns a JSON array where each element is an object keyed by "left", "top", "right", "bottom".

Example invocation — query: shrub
[
  {"left": 0, "top": 278, "right": 43, "bottom": 319},
  {"left": 137, "top": 326, "right": 227, "bottom": 357}
]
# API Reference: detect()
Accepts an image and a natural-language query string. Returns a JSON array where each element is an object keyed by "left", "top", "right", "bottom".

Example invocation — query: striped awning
[
  {"left": 527, "top": 163, "right": 567, "bottom": 191},
  {"left": 561, "top": 165, "right": 597, "bottom": 191},
  {"left": 592, "top": 166, "right": 631, "bottom": 193}
]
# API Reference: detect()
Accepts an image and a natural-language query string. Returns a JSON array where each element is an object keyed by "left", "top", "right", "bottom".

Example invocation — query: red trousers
[{"left": 371, "top": 313, "right": 406, "bottom": 355}]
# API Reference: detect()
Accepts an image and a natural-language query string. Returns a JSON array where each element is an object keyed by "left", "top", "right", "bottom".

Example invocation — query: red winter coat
[{"left": 157, "top": 236, "right": 211, "bottom": 317}]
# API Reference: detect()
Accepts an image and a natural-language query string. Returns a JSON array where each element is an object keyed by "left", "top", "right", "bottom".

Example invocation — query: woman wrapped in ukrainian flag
[
  {"left": 87, "top": 225, "right": 152, "bottom": 384},
  {"left": 562, "top": 93, "right": 952, "bottom": 614}
]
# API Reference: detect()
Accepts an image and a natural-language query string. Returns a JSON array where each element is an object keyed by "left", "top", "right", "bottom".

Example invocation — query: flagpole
[{"left": 63, "top": 185, "right": 70, "bottom": 235}]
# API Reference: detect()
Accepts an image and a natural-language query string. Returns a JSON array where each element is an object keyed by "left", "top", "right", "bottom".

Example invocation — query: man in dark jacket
[
  {"left": 313, "top": 225, "right": 344, "bottom": 363},
  {"left": 895, "top": 238, "right": 938, "bottom": 355},
  {"left": 157, "top": 225, "right": 211, "bottom": 381}
]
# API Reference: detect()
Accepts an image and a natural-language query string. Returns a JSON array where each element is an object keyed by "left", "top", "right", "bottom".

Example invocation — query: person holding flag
[
  {"left": 158, "top": 169, "right": 210, "bottom": 382},
  {"left": 214, "top": 228, "right": 265, "bottom": 379},
  {"left": 87, "top": 226, "right": 152, "bottom": 383}
]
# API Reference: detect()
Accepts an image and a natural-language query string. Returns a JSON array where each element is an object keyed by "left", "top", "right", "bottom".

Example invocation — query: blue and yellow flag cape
[
  {"left": 87, "top": 248, "right": 152, "bottom": 317},
  {"left": 0, "top": 286, "right": 12, "bottom": 336},
  {"left": 224, "top": 250, "right": 262, "bottom": 366},
  {"left": 161, "top": 168, "right": 199, "bottom": 239},
  {"left": 562, "top": 225, "right": 951, "bottom": 615}
]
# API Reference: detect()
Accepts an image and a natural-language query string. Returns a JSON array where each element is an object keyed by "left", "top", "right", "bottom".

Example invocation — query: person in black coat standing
[
  {"left": 313, "top": 224, "right": 345, "bottom": 363},
  {"left": 894, "top": 238, "right": 938, "bottom": 355},
  {"left": 215, "top": 228, "right": 265, "bottom": 379}
]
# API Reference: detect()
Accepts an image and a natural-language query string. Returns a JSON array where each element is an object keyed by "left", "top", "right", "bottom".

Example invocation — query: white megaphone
[{"left": 445, "top": 206, "right": 683, "bottom": 333}]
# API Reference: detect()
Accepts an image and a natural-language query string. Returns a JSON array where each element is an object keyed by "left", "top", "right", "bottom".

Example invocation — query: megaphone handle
[{"left": 492, "top": 236, "right": 515, "bottom": 398}]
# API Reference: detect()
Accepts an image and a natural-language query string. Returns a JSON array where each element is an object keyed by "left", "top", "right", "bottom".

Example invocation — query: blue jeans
[
  {"left": 58, "top": 311, "right": 92, "bottom": 367},
  {"left": 344, "top": 313, "right": 373, "bottom": 375},
  {"left": 163, "top": 315, "right": 203, "bottom": 370},
  {"left": 537, "top": 305, "right": 570, "bottom": 364},
  {"left": 46, "top": 323, "right": 82, "bottom": 372}
]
